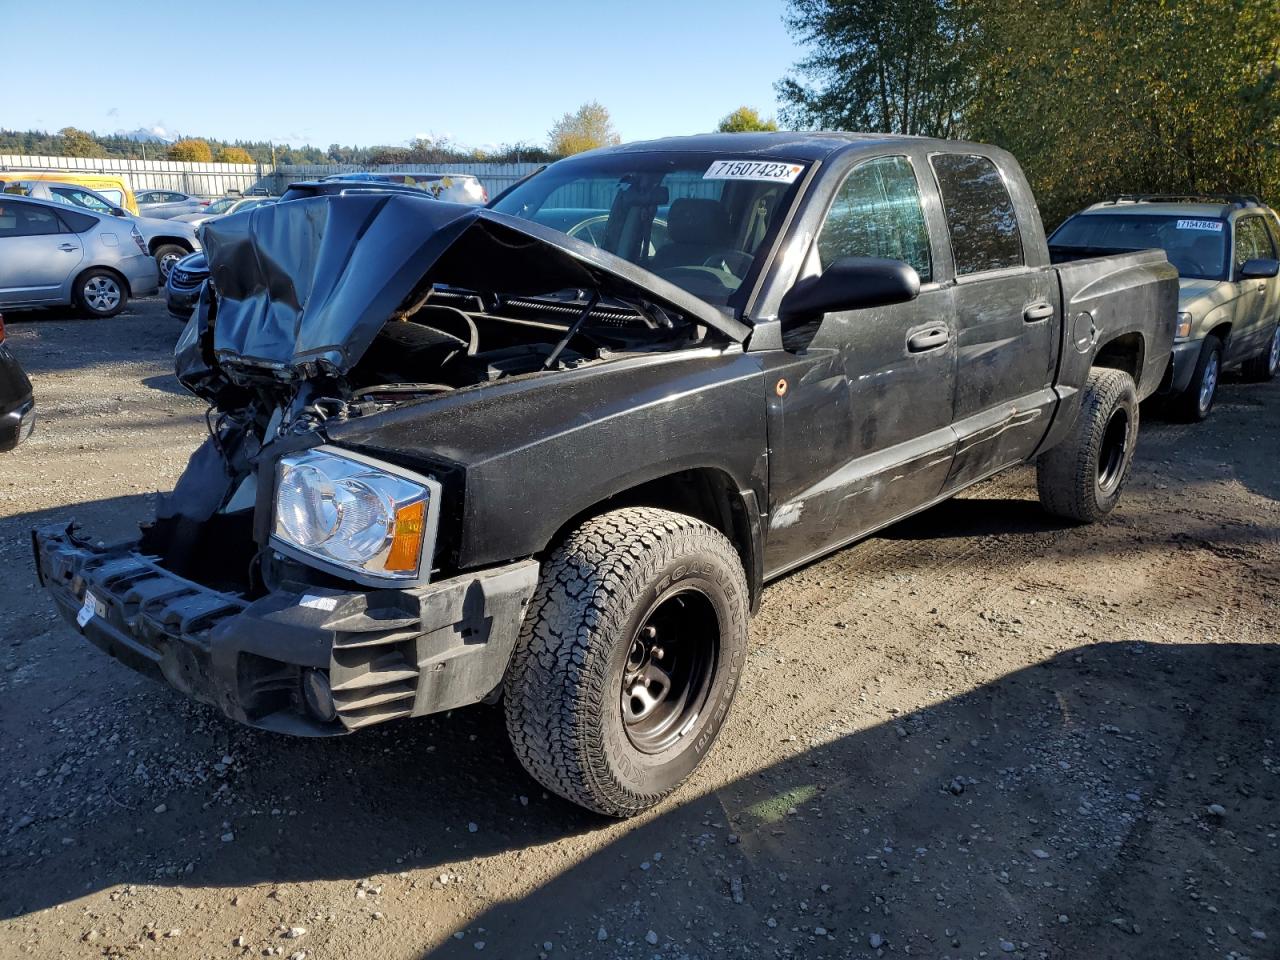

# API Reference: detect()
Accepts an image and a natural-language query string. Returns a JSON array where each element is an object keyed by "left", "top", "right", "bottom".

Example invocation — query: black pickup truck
[{"left": 33, "top": 133, "right": 1177, "bottom": 817}]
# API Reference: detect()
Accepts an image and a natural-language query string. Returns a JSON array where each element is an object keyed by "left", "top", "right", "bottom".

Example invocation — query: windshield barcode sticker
[
  {"left": 704, "top": 160, "right": 804, "bottom": 183},
  {"left": 1176, "top": 219, "right": 1223, "bottom": 232}
]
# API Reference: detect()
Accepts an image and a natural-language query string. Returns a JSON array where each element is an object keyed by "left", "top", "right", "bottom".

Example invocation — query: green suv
[{"left": 1051, "top": 195, "right": 1280, "bottom": 420}]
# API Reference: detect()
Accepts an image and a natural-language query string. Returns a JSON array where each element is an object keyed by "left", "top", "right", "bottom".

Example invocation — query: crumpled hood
[{"left": 200, "top": 193, "right": 745, "bottom": 378}]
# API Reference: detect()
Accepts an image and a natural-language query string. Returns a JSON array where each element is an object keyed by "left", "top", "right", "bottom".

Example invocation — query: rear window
[
  {"left": 1051, "top": 213, "right": 1228, "bottom": 280},
  {"left": 930, "top": 154, "right": 1024, "bottom": 275}
]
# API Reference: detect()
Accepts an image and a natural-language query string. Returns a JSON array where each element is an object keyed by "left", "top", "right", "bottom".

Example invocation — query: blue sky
[{"left": 1, "top": 0, "right": 805, "bottom": 149}]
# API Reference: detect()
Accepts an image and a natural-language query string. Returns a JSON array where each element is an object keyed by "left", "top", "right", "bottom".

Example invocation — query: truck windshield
[
  {"left": 1051, "top": 213, "right": 1228, "bottom": 281},
  {"left": 491, "top": 153, "right": 809, "bottom": 306}
]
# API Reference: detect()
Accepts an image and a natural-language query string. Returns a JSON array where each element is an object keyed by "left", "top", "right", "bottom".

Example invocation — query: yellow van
[{"left": 0, "top": 171, "right": 138, "bottom": 214}]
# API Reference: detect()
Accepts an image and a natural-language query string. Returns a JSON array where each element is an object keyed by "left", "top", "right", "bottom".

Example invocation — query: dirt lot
[{"left": 0, "top": 297, "right": 1277, "bottom": 960}]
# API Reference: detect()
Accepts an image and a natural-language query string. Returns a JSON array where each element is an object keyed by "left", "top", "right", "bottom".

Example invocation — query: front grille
[{"left": 170, "top": 270, "right": 205, "bottom": 290}]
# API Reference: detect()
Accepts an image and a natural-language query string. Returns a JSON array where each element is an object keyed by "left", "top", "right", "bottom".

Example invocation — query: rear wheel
[
  {"left": 152, "top": 244, "right": 188, "bottom": 281},
  {"left": 74, "top": 269, "right": 127, "bottom": 318},
  {"left": 1242, "top": 323, "right": 1280, "bottom": 382},
  {"left": 1037, "top": 367, "right": 1139, "bottom": 523},
  {"left": 504, "top": 507, "right": 749, "bottom": 817},
  {"left": 1173, "top": 336, "right": 1222, "bottom": 422}
]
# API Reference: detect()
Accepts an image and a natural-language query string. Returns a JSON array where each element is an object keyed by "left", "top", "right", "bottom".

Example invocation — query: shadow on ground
[{"left": 429, "top": 640, "right": 1280, "bottom": 958}]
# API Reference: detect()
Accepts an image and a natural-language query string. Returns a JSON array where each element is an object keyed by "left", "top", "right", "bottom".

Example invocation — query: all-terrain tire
[
  {"left": 1172, "top": 336, "right": 1222, "bottom": 422},
  {"left": 1037, "top": 367, "right": 1139, "bottom": 523},
  {"left": 1242, "top": 322, "right": 1280, "bottom": 382},
  {"left": 74, "top": 268, "right": 127, "bottom": 318},
  {"left": 504, "top": 507, "right": 750, "bottom": 818}
]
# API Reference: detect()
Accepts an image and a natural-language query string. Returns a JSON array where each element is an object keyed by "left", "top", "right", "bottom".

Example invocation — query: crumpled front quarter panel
[{"left": 326, "top": 350, "right": 770, "bottom": 569}]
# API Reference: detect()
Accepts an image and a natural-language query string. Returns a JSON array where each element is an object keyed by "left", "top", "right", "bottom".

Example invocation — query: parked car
[
  {"left": 323, "top": 171, "right": 488, "bottom": 204},
  {"left": 1051, "top": 195, "right": 1280, "bottom": 420},
  {"left": 165, "top": 251, "right": 207, "bottom": 320},
  {"left": 136, "top": 190, "right": 205, "bottom": 219},
  {"left": 173, "top": 195, "right": 278, "bottom": 227},
  {"left": 3, "top": 180, "right": 201, "bottom": 280},
  {"left": 166, "top": 184, "right": 432, "bottom": 321},
  {"left": 0, "top": 195, "right": 159, "bottom": 317},
  {"left": 0, "top": 171, "right": 139, "bottom": 214},
  {"left": 33, "top": 133, "right": 1176, "bottom": 817},
  {"left": 0, "top": 312, "right": 35, "bottom": 452}
]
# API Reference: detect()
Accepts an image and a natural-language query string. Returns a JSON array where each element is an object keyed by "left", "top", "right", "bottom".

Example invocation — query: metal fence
[{"left": 0, "top": 155, "right": 543, "bottom": 200}]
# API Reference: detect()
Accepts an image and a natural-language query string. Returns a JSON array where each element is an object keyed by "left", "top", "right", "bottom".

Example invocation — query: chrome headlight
[
  {"left": 1175, "top": 311, "right": 1193, "bottom": 340},
  {"left": 272, "top": 448, "right": 440, "bottom": 584}
]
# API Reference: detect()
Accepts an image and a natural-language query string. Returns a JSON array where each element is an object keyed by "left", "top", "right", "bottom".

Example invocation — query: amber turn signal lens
[{"left": 384, "top": 500, "right": 426, "bottom": 572}]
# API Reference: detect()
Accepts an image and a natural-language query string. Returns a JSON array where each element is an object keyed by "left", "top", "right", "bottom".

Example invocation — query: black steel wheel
[
  {"left": 1037, "top": 367, "right": 1139, "bottom": 523},
  {"left": 504, "top": 507, "right": 750, "bottom": 817}
]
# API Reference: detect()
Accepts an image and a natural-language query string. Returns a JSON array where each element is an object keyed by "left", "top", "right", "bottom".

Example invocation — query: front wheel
[
  {"left": 1037, "top": 367, "right": 1139, "bottom": 523},
  {"left": 504, "top": 507, "right": 750, "bottom": 817},
  {"left": 1173, "top": 336, "right": 1222, "bottom": 422},
  {"left": 152, "top": 244, "right": 188, "bottom": 281}
]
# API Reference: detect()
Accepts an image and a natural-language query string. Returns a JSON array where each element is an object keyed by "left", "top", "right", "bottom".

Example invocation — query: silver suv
[
  {"left": 0, "top": 195, "right": 160, "bottom": 317},
  {"left": 1051, "top": 195, "right": 1280, "bottom": 420}
]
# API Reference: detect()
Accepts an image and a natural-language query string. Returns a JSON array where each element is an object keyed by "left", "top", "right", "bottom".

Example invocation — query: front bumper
[
  {"left": 33, "top": 525, "right": 538, "bottom": 735},
  {"left": 0, "top": 396, "right": 35, "bottom": 452},
  {"left": 1159, "top": 338, "right": 1202, "bottom": 395},
  {"left": 165, "top": 281, "right": 202, "bottom": 320}
]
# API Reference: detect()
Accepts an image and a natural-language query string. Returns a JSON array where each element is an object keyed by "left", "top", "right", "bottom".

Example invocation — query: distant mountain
[{"left": 113, "top": 127, "right": 175, "bottom": 144}]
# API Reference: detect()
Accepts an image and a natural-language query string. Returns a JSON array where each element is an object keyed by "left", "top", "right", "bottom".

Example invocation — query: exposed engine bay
[{"left": 154, "top": 192, "right": 740, "bottom": 594}]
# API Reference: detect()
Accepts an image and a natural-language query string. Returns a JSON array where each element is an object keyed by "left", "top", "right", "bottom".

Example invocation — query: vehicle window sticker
[
  {"left": 1176, "top": 219, "right": 1223, "bottom": 231},
  {"left": 704, "top": 160, "right": 804, "bottom": 183}
]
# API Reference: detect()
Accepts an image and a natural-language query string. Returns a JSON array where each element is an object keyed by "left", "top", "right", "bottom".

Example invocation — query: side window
[
  {"left": 0, "top": 201, "right": 64, "bottom": 237},
  {"left": 1233, "top": 217, "right": 1274, "bottom": 273},
  {"left": 817, "top": 156, "right": 932, "bottom": 282},
  {"left": 51, "top": 187, "right": 113, "bottom": 213},
  {"left": 930, "top": 154, "right": 1023, "bottom": 275}
]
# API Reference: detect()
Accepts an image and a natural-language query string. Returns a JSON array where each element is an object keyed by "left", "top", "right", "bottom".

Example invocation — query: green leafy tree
[
  {"left": 548, "top": 101, "right": 621, "bottom": 156},
  {"left": 717, "top": 107, "right": 780, "bottom": 133},
  {"left": 966, "top": 0, "right": 1280, "bottom": 225},
  {"left": 777, "top": 0, "right": 973, "bottom": 137},
  {"left": 56, "top": 126, "right": 104, "bottom": 158},
  {"left": 167, "top": 138, "right": 213, "bottom": 162},
  {"left": 215, "top": 146, "right": 253, "bottom": 164}
]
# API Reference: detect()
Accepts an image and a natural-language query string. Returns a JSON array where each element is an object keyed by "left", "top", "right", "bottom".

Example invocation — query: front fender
[{"left": 326, "top": 348, "right": 771, "bottom": 571}]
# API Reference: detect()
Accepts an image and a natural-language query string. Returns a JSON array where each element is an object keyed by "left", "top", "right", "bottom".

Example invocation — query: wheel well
[
  {"left": 546, "top": 468, "right": 761, "bottom": 610},
  {"left": 73, "top": 265, "right": 130, "bottom": 297},
  {"left": 148, "top": 237, "right": 194, "bottom": 255},
  {"left": 1093, "top": 332, "right": 1146, "bottom": 387},
  {"left": 1206, "top": 321, "right": 1232, "bottom": 346}
]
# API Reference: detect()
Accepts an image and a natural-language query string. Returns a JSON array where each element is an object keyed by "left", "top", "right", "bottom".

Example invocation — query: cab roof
[{"left": 576, "top": 131, "right": 998, "bottom": 163}]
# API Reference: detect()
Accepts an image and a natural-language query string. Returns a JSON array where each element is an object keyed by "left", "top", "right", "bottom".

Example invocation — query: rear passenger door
[
  {"left": 930, "top": 153, "right": 1059, "bottom": 490},
  {"left": 0, "top": 200, "right": 83, "bottom": 305},
  {"left": 1228, "top": 215, "right": 1277, "bottom": 362}
]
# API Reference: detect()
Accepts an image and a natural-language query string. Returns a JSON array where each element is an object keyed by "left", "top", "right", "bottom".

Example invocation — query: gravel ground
[{"left": 0, "top": 297, "right": 1277, "bottom": 960}]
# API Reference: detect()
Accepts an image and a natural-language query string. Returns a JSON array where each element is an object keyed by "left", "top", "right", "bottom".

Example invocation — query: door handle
[
  {"left": 907, "top": 327, "right": 950, "bottom": 352},
  {"left": 58, "top": 243, "right": 79, "bottom": 252},
  {"left": 1023, "top": 302, "right": 1054, "bottom": 322}
]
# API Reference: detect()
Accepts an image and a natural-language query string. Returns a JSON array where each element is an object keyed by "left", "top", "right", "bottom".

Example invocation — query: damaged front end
[{"left": 35, "top": 193, "right": 738, "bottom": 733}]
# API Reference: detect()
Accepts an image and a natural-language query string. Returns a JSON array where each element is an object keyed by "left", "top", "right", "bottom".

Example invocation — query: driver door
[{"left": 763, "top": 155, "right": 958, "bottom": 573}]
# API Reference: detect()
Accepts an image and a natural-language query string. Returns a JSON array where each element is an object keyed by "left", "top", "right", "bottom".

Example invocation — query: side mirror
[
  {"left": 781, "top": 256, "right": 921, "bottom": 321},
  {"left": 1239, "top": 257, "right": 1279, "bottom": 280},
  {"left": 110, "top": 206, "right": 127, "bottom": 218}
]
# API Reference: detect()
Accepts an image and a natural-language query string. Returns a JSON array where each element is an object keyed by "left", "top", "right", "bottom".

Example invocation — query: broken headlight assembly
[{"left": 272, "top": 447, "right": 441, "bottom": 585}]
